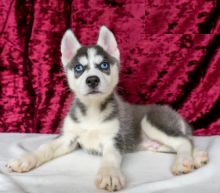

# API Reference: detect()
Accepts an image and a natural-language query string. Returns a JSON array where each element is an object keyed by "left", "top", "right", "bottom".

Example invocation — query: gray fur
[
  {"left": 144, "top": 104, "right": 192, "bottom": 137},
  {"left": 69, "top": 98, "right": 87, "bottom": 122},
  {"left": 113, "top": 95, "right": 142, "bottom": 153},
  {"left": 101, "top": 94, "right": 119, "bottom": 121},
  {"left": 69, "top": 87, "right": 193, "bottom": 153},
  {"left": 69, "top": 109, "right": 79, "bottom": 123},
  {"left": 95, "top": 94, "right": 193, "bottom": 153},
  {"left": 65, "top": 36, "right": 193, "bottom": 154},
  {"left": 104, "top": 105, "right": 118, "bottom": 121},
  {"left": 75, "top": 98, "right": 87, "bottom": 115},
  {"left": 100, "top": 94, "right": 114, "bottom": 111}
]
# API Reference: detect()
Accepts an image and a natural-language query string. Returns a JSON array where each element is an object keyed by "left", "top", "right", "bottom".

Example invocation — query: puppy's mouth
[{"left": 87, "top": 90, "right": 102, "bottom": 95}]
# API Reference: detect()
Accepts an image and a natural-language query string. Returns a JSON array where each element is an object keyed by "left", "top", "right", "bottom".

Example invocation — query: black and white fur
[{"left": 7, "top": 26, "right": 208, "bottom": 192}]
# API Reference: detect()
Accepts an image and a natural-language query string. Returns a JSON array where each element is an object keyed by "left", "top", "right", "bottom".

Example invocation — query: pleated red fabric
[{"left": 0, "top": 0, "right": 219, "bottom": 135}]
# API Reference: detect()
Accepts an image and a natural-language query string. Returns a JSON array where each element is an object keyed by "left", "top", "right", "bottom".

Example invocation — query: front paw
[
  {"left": 96, "top": 167, "right": 125, "bottom": 192},
  {"left": 6, "top": 154, "right": 38, "bottom": 173}
]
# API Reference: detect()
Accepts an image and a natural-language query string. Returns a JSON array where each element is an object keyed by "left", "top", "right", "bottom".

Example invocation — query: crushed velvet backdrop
[{"left": 0, "top": 0, "right": 219, "bottom": 135}]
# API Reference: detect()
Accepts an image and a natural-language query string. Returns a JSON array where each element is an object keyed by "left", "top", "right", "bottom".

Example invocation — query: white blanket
[{"left": 0, "top": 133, "right": 219, "bottom": 193}]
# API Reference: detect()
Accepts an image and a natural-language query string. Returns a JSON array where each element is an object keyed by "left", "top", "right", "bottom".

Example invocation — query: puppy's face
[{"left": 61, "top": 26, "right": 120, "bottom": 100}]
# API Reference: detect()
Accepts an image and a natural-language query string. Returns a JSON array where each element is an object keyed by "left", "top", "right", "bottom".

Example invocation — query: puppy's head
[{"left": 61, "top": 26, "right": 120, "bottom": 101}]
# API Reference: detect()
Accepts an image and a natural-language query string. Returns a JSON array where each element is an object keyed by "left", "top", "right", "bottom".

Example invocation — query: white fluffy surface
[{"left": 0, "top": 133, "right": 219, "bottom": 193}]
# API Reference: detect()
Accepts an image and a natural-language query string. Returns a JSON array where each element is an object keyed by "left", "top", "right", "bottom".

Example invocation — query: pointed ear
[
  {"left": 97, "top": 26, "right": 120, "bottom": 60},
  {"left": 61, "top": 29, "right": 81, "bottom": 67}
]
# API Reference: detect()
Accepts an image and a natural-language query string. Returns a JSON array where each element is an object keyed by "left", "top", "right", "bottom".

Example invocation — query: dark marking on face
[
  {"left": 68, "top": 47, "right": 89, "bottom": 78},
  {"left": 66, "top": 45, "right": 119, "bottom": 78},
  {"left": 94, "top": 45, "right": 118, "bottom": 66},
  {"left": 73, "top": 64, "right": 88, "bottom": 78},
  {"left": 96, "top": 61, "right": 110, "bottom": 75}
]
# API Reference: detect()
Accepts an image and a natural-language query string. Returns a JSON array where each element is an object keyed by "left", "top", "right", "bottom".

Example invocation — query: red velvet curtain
[{"left": 0, "top": 0, "right": 219, "bottom": 135}]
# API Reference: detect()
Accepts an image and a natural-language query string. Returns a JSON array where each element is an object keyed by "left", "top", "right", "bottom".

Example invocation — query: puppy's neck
[{"left": 75, "top": 92, "right": 115, "bottom": 110}]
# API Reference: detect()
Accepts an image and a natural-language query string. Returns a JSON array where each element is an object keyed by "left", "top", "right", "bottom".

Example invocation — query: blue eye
[
  {"left": 74, "top": 64, "right": 84, "bottom": 73},
  {"left": 100, "top": 62, "right": 109, "bottom": 70}
]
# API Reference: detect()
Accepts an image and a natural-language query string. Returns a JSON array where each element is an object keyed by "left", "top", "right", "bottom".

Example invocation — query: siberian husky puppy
[{"left": 7, "top": 26, "right": 208, "bottom": 192}]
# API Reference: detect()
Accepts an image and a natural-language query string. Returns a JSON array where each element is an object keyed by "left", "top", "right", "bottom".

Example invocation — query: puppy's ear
[
  {"left": 97, "top": 26, "right": 119, "bottom": 61},
  {"left": 61, "top": 29, "right": 81, "bottom": 67}
]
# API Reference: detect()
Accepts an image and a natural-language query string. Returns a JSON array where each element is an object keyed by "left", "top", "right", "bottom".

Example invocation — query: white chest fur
[{"left": 63, "top": 107, "right": 119, "bottom": 154}]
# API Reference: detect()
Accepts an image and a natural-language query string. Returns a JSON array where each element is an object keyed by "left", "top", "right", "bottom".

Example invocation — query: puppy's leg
[
  {"left": 141, "top": 117, "right": 194, "bottom": 175},
  {"left": 140, "top": 104, "right": 204, "bottom": 175},
  {"left": 7, "top": 135, "right": 77, "bottom": 172},
  {"left": 96, "top": 145, "right": 125, "bottom": 192},
  {"left": 7, "top": 114, "right": 78, "bottom": 172},
  {"left": 169, "top": 138, "right": 194, "bottom": 175}
]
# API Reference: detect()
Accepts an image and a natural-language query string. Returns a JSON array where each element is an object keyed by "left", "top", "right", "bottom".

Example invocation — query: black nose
[{"left": 86, "top": 76, "right": 100, "bottom": 88}]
